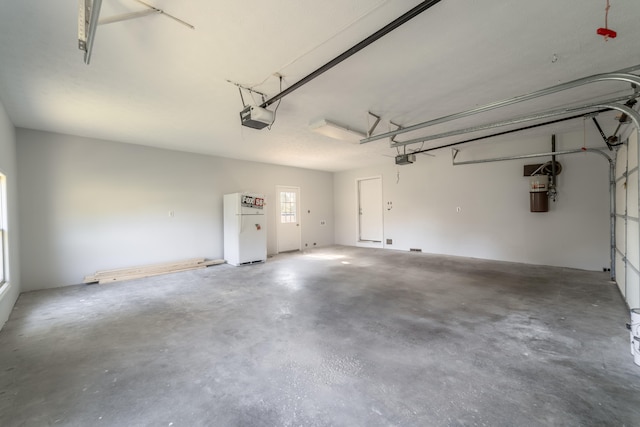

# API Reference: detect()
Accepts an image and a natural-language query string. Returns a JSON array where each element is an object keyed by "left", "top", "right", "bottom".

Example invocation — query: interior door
[
  {"left": 276, "top": 186, "right": 301, "bottom": 253},
  {"left": 358, "top": 177, "right": 383, "bottom": 242}
]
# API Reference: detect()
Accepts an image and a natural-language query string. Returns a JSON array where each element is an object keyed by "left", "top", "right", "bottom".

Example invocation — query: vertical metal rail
[
  {"left": 551, "top": 135, "right": 557, "bottom": 191},
  {"left": 609, "top": 153, "right": 617, "bottom": 281},
  {"left": 84, "top": 0, "right": 103, "bottom": 64},
  {"left": 624, "top": 135, "right": 630, "bottom": 297},
  {"left": 585, "top": 103, "right": 639, "bottom": 287},
  {"left": 636, "top": 125, "right": 640, "bottom": 308}
]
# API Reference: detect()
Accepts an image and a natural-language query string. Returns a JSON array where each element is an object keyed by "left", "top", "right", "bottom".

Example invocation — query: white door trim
[
  {"left": 355, "top": 176, "right": 383, "bottom": 248},
  {"left": 276, "top": 185, "right": 302, "bottom": 253}
]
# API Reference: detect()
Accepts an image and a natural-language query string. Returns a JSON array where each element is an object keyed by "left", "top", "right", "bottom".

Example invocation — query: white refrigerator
[{"left": 223, "top": 193, "right": 267, "bottom": 266}]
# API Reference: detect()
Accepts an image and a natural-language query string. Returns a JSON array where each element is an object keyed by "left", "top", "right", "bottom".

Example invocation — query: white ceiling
[{"left": 0, "top": 0, "right": 639, "bottom": 171}]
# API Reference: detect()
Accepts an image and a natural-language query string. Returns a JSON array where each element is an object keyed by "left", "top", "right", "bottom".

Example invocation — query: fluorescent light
[{"left": 309, "top": 119, "right": 365, "bottom": 142}]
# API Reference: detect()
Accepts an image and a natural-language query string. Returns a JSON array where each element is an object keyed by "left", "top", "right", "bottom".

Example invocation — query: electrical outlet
[
  {"left": 386, "top": 239, "right": 393, "bottom": 245},
  {"left": 320, "top": 220, "right": 326, "bottom": 226}
]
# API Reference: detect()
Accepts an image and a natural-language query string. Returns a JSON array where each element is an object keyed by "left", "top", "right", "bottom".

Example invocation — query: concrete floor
[{"left": 1, "top": 246, "right": 639, "bottom": 426}]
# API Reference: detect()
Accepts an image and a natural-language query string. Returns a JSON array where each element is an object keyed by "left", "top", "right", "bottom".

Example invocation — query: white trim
[
  {"left": 275, "top": 185, "right": 302, "bottom": 253},
  {"left": 355, "top": 176, "right": 384, "bottom": 249}
]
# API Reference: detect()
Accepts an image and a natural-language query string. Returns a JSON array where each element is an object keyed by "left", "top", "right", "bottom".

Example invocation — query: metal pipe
[
  {"left": 609, "top": 151, "right": 617, "bottom": 281},
  {"left": 361, "top": 71, "right": 640, "bottom": 144},
  {"left": 390, "top": 94, "right": 634, "bottom": 148},
  {"left": 452, "top": 148, "right": 612, "bottom": 166},
  {"left": 409, "top": 110, "right": 611, "bottom": 156},
  {"left": 260, "top": 0, "right": 442, "bottom": 108}
]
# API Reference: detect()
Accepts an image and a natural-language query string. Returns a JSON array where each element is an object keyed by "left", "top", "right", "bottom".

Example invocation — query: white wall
[
  {"left": 335, "top": 130, "right": 611, "bottom": 271},
  {"left": 17, "top": 129, "right": 333, "bottom": 291},
  {"left": 0, "top": 98, "right": 20, "bottom": 329}
]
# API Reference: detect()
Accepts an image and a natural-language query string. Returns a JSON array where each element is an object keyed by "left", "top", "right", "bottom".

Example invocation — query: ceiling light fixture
[{"left": 309, "top": 119, "right": 365, "bottom": 142}]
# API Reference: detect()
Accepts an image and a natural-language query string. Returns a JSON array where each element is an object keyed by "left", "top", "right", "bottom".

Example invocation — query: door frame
[
  {"left": 276, "top": 185, "right": 302, "bottom": 253},
  {"left": 355, "top": 176, "right": 383, "bottom": 248}
]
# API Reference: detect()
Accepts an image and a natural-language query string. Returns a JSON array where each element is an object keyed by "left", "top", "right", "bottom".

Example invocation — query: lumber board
[
  {"left": 83, "top": 258, "right": 226, "bottom": 284},
  {"left": 83, "top": 258, "right": 206, "bottom": 282},
  {"left": 93, "top": 257, "right": 205, "bottom": 277},
  {"left": 199, "top": 259, "right": 226, "bottom": 267},
  {"left": 97, "top": 265, "right": 207, "bottom": 284}
]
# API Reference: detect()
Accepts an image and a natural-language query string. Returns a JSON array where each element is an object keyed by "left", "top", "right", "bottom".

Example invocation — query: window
[
  {"left": 280, "top": 191, "right": 297, "bottom": 224},
  {"left": 0, "top": 173, "right": 6, "bottom": 285}
]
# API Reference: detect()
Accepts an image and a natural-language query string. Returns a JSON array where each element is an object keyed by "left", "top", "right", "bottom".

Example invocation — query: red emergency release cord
[{"left": 597, "top": 0, "right": 617, "bottom": 40}]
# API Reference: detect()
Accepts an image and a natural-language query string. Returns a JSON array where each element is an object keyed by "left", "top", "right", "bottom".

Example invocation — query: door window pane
[{"left": 280, "top": 191, "right": 296, "bottom": 223}]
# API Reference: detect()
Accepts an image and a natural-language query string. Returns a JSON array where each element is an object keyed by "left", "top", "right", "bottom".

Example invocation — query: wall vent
[
  {"left": 409, "top": 248, "right": 422, "bottom": 252},
  {"left": 386, "top": 239, "right": 393, "bottom": 245}
]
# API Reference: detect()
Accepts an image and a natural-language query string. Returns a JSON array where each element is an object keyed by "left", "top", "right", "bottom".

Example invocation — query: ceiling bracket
[
  {"left": 609, "top": 97, "right": 638, "bottom": 144},
  {"left": 79, "top": 0, "right": 194, "bottom": 64},
  {"left": 97, "top": 0, "right": 195, "bottom": 28},
  {"left": 238, "top": 88, "right": 247, "bottom": 108},
  {"left": 98, "top": 9, "right": 159, "bottom": 26},
  {"left": 389, "top": 121, "right": 404, "bottom": 143},
  {"left": 591, "top": 98, "right": 637, "bottom": 150},
  {"left": 227, "top": 81, "right": 269, "bottom": 108},
  {"left": 367, "top": 112, "right": 381, "bottom": 137}
]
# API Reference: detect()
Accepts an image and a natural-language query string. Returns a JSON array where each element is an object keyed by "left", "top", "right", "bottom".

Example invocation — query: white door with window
[
  {"left": 276, "top": 186, "right": 301, "bottom": 253},
  {"left": 357, "top": 177, "right": 383, "bottom": 246}
]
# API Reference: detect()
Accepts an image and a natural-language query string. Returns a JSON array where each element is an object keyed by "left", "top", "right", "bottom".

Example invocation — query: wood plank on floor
[{"left": 83, "top": 258, "right": 225, "bottom": 284}]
